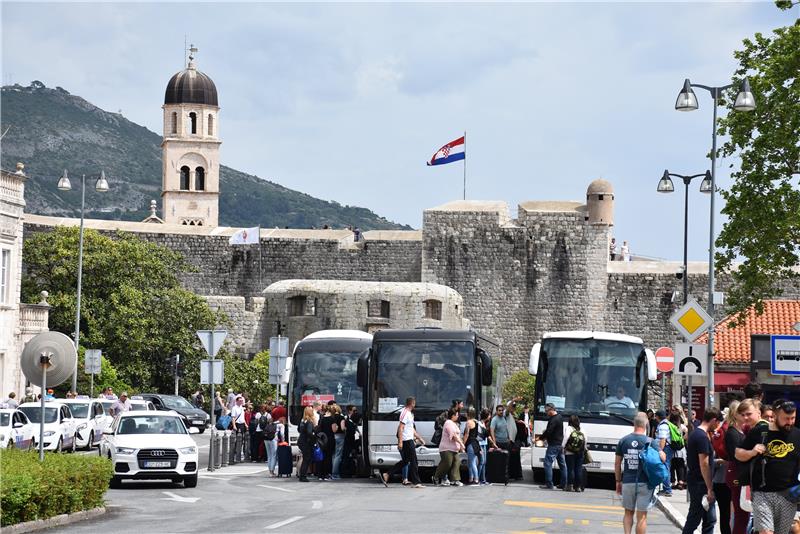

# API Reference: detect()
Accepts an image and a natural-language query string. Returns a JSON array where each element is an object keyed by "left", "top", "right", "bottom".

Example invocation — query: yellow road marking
[
  {"left": 529, "top": 517, "right": 553, "bottom": 524},
  {"left": 564, "top": 519, "right": 590, "bottom": 525},
  {"left": 603, "top": 521, "right": 624, "bottom": 528},
  {"left": 504, "top": 501, "right": 624, "bottom": 515}
]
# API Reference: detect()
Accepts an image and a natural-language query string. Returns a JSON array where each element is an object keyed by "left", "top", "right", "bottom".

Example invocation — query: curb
[
  {"left": 656, "top": 496, "right": 686, "bottom": 530},
  {"left": 1, "top": 506, "right": 106, "bottom": 533}
]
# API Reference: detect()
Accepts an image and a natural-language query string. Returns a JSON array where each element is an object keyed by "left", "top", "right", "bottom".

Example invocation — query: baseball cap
[{"left": 655, "top": 409, "right": 666, "bottom": 418}]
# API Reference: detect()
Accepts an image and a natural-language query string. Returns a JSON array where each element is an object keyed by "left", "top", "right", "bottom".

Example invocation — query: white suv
[
  {"left": 61, "top": 398, "right": 109, "bottom": 450},
  {"left": 18, "top": 402, "right": 78, "bottom": 452},
  {"left": 100, "top": 411, "right": 199, "bottom": 488}
]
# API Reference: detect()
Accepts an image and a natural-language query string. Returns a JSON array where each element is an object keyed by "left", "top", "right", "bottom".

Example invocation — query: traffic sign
[
  {"left": 200, "top": 359, "right": 224, "bottom": 384},
  {"left": 84, "top": 349, "right": 102, "bottom": 374},
  {"left": 655, "top": 347, "right": 674, "bottom": 373},
  {"left": 771, "top": 335, "right": 800, "bottom": 376},
  {"left": 674, "top": 343, "right": 707, "bottom": 376},
  {"left": 197, "top": 330, "right": 227, "bottom": 357},
  {"left": 670, "top": 298, "right": 713, "bottom": 342}
]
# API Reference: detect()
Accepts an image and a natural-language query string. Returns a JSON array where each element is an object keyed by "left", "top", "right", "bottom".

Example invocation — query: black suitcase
[
  {"left": 486, "top": 449, "right": 509, "bottom": 485},
  {"left": 277, "top": 444, "right": 293, "bottom": 477},
  {"left": 508, "top": 446, "right": 523, "bottom": 480}
]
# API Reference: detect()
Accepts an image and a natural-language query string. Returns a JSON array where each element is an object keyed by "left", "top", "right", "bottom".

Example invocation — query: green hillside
[{"left": 0, "top": 81, "right": 410, "bottom": 230}]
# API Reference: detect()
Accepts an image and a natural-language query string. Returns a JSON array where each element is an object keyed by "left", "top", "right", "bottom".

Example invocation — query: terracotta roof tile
[{"left": 698, "top": 300, "right": 800, "bottom": 364}]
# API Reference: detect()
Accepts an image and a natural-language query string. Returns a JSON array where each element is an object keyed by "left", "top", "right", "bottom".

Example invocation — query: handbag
[
  {"left": 312, "top": 444, "right": 324, "bottom": 462},
  {"left": 583, "top": 449, "right": 593, "bottom": 466}
]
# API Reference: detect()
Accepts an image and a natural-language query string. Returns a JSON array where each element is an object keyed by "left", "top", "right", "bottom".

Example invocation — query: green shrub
[
  {"left": 503, "top": 370, "right": 536, "bottom": 410},
  {"left": 0, "top": 448, "right": 113, "bottom": 526}
]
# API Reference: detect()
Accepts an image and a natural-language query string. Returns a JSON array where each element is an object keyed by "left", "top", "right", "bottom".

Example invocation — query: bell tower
[{"left": 161, "top": 45, "right": 221, "bottom": 226}]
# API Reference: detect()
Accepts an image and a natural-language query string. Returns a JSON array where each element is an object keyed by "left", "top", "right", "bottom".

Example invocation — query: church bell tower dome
[{"left": 164, "top": 63, "right": 218, "bottom": 106}]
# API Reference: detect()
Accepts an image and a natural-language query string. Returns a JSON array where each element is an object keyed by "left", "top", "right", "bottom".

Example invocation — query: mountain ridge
[{"left": 0, "top": 81, "right": 411, "bottom": 230}]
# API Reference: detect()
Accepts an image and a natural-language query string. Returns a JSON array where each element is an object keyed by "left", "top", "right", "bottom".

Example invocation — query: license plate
[
  {"left": 417, "top": 460, "right": 435, "bottom": 466},
  {"left": 144, "top": 461, "right": 171, "bottom": 468},
  {"left": 586, "top": 462, "right": 601, "bottom": 469},
  {"left": 193, "top": 420, "right": 203, "bottom": 425}
]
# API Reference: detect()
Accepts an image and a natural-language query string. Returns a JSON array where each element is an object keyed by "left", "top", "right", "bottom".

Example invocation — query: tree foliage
[
  {"left": 22, "top": 227, "right": 223, "bottom": 393},
  {"left": 216, "top": 350, "right": 276, "bottom": 406},
  {"left": 502, "top": 370, "right": 536, "bottom": 408},
  {"left": 716, "top": 9, "right": 800, "bottom": 321}
]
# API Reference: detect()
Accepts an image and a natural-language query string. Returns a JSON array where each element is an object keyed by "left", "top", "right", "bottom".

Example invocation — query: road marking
[
  {"left": 312, "top": 500, "right": 322, "bottom": 510},
  {"left": 264, "top": 516, "right": 304, "bottom": 529},
  {"left": 160, "top": 491, "right": 199, "bottom": 503},
  {"left": 504, "top": 501, "right": 624, "bottom": 515},
  {"left": 563, "top": 519, "right": 590, "bottom": 525},
  {"left": 529, "top": 517, "right": 553, "bottom": 524},
  {"left": 602, "top": 521, "right": 624, "bottom": 528},
  {"left": 257, "top": 484, "right": 296, "bottom": 493}
]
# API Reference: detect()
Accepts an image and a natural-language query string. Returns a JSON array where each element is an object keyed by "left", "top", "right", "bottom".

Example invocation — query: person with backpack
[
  {"left": 656, "top": 409, "right": 684, "bottom": 497},
  {"left": 330, "top": 403, "right": 346, "bottom": 480},
  {"left": 669, "top": 410, "right": 688, "bottom": 490},
  {"left": 681, "top": 406, "right": 722, "bottom": 534},
  {"left": 261, "top": 409, "right": 279, "bottom": 474},
  {"left": 615, "top": 412, "right": 667, "bottom": 534},
  {"left": 563, "top": 415, "right": 586, "bottom": 492}
]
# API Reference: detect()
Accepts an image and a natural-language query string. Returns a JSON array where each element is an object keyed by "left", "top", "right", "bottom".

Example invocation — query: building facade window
[
  {"left": 171, "top": 112, "right": 178, "bottom": 134},
  {"left": 189, "top": 112, "right": 197, "bottom": 134},
  {"left": 288, "top": 295, "right": 316, "bottom": 316},
  {"left": 367, "top": 300, "right": 390, "bottom": 318},
  {"left": 424, "top": 299, "right": 442, "bottom": 321},
  {"left": 195, "top": 167, "right": 205, "bottom": 191},
  {"left": 208, "top": 114, "right": 214, "bottom": 136},
  {"left": 179, "top": 166, "right": 190, "bottom": 190},
  {"left": 0, "top": 249, "right": 10, "bottom": 304}
]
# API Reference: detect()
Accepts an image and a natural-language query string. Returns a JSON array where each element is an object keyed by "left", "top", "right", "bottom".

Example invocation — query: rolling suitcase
[
  {"left": 277, "top": 444, "right": 293, "bottom": 477},
  {"left": 486, "top": 449, "right": 509, "bottom": 485},
  {"left": 508, "top": 445, "right": 523, "bottom": 480}
]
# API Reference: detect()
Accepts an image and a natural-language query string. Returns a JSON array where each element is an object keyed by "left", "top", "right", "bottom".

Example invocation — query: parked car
[
  {"left": 18, "top": 402, "right": 78, "bottom": 452},
  {"left": 129, "top": 396, "right": 157, "bottom": 412},
  {"left": 136, "top": 394, "right": 209, "bottom": 432},
  {"left": 0, "top": 408, "right": 36, "bottom": 450},
  {"left": 99, "top": 411, "right": 199, "bottom": 488},
  {"left": 60, "top": 398, "right": 110, "bottom": 450}
]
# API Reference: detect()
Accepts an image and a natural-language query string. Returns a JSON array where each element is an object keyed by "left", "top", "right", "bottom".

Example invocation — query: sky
[{"left": 1, "top": 1, "right": 796, "bottom": 261}]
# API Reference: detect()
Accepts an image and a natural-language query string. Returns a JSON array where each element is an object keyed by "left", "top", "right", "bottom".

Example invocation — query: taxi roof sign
[{"left": 670, "top": 298, "right": 713, "bottom": 342}]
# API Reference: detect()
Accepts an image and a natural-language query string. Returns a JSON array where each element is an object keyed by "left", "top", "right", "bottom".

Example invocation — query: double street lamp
[
  {"left": 57, "top": 170, "right": 110, "bottom": 393},
  {"left": 656, "top": 170, "right": 712, "bottom": 305},
  {"left": 673, "top": 77, "right": 755, "bottom": 405}
]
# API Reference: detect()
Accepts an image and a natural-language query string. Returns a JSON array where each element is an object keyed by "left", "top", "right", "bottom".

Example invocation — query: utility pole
[{"left": 174, "top": 354, "right": 180, "bottom": 396}]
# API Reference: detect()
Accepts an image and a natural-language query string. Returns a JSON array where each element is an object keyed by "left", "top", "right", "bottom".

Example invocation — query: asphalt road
[{"left": 59, "top": 433, "right": 678, "bottom": 534}]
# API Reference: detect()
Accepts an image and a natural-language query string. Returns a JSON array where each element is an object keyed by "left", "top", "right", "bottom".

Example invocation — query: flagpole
[{"left": 463, "top": 130, "right": 467, "bottom": 200}]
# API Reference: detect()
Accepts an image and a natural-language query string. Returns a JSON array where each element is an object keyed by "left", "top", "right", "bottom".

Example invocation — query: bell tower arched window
[
  {"left": 179, "top": 166, "right": 190, "bottom": 190},
  {"left": 189, "top": 112, "right": 197, "bottom": 134},
  {"left": 171, "top": 112, "right": 178, "bottom": 134},
  {"left": 208, "top": 114, "right": 214, "bottom": 136},
  {"left": 195, "top": 167, "right": 205, "bottom": 191}
]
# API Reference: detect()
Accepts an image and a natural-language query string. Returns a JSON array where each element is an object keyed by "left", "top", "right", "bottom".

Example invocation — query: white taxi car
[
  {"left": 99, "top": 411, "right": 198, "bottom": 488},
  {"left": 61, "top": 398, "right": 109, "bottom": 450},
  {"left": 18, "top": 402, "right": 78, "bottom": 452},
  {"left": 0, "top": 408, "right": 36, "bottom": 450}
]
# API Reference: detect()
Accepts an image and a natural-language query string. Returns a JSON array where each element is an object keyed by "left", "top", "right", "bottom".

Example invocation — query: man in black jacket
[{"left": 539, "top": 403, "right": 567, "bottom": 490}]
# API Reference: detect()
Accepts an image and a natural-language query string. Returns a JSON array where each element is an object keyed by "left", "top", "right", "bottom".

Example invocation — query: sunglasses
[{"left": 774, "top": 400, "right": 796, "bottom": 412}]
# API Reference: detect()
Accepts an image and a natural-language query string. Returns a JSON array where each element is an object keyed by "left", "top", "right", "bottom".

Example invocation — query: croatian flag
[{"left": 427, "top": 136, "right": 465, "bottom": 166}]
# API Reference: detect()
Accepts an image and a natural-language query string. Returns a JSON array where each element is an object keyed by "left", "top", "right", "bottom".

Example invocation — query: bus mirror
[
  {"left": 478, "top": 349, "right": 492, "bottom": 386},
  {"left": 528, "top": 343, "right": 541, "bottom": 376},
  {"left": 356, "top": 350, "right": 370, "bottom": 388},
  {"left": 644, "top": 348, "right": 657, "bottom": 381}
]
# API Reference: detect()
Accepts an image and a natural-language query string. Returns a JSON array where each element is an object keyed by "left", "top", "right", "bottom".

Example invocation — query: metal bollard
[
  {"left": 221, "top": 431, "right": 230, "bottom": 467},
  {"left": 231, "top": 432, "right": 242, "bottom": 464},
  {"left": 214, "top": 433, "right": 223, "bottom": 468},
  {"left": 207, "top": 429, "right": 216, "bottom": 471}
]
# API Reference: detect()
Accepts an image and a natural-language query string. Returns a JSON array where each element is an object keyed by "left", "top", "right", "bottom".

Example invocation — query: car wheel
[
  {"left": 7, "top": 439, "right": 14, "bottom": 449},
  {"left": 70, "top": 435, "right": 77, "bottom": 453},
  {"left": 183, "top": 474, "right": 198, "bottom": 488},
  {"left": 109, "top": 476, "right": 123, "bottom": 489},
  {"left": 28, "top": 438, "right": 36, "bottom": 452},
  {"left": 86, "top": 433, "right": 94, "bottom": 451},
  {"left": 56, "top": 438, "right": 63, "bottom": 453},
  {"left": 197, "top": 427, "right": 205, "bottom": 434}
]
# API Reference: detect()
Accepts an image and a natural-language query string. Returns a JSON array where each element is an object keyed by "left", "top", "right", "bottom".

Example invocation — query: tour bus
[
  {"left": 357, "top": 328, "right": 493, "bottom": 471},
  {"left": 528, "top": 331, "right": 657, "bottom": 475},
  {"left": 287, "top": 330, "right": 373, "bottom": 454}
]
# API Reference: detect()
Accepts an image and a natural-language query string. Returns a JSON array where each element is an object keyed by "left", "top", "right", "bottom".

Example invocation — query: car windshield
[
  {"left": 101, "top": 401, "right": 114, "bottom": 414},
  {"left": 290, "top": 350, "right": 362, "bottom": 425},
  {"left": 540, "top": 338, "right": 645, "bottom": 417},
  {"left": 161, "top": 397, "right": 193, "bottom": 410},
  {"left": 117, "top": 416, "right": 187, "bottom": 435},
  {"left": 67, "top": 403, "right": 89, "bottom": 418},
  {"left": 129, "top": 402, "right": 148, "bottom": 410},
  {"left": 20, "top": 407, "right": 58, "bottom": 423},
  {"left": 0, "top": 413, "right": 9, "bottom": 426},
  {"left": 373, "top": 340, "right": 476, "bottom": 415}
]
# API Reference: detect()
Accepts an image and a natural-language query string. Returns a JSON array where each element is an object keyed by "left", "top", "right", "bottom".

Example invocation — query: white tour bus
[{"left": 528, "top": 331, "right": 657, "bottom": 475}]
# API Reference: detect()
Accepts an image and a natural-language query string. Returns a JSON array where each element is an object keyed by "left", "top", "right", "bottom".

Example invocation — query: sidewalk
[{"left": 657, "top": 488, "right": 722, "bottom": 534}]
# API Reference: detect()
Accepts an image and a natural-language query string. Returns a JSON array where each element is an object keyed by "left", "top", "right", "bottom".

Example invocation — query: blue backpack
[
  {"left": 639, "top": 440, "right": 669, "bottom": 490},
  {"left": 215, "top": 414, "right": 232, "bottom": 430}
]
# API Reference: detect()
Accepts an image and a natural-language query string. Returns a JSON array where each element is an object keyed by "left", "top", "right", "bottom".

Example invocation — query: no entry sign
[{"left": 655, "top": 346, "right": 675, "bottom": 373}]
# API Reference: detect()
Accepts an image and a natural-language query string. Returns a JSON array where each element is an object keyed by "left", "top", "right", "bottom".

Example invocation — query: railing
[
  {"left": 0, "top": 172, "right": 25, "bottom": 204},
  {"left": 19, "top": 304, "right": 49, "bottom": 333}
]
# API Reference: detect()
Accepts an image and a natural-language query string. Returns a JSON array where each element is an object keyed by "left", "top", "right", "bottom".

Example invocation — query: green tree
[
  {"left": 218, "top": 350, "right": 276, "bottom": 406},
  {"left": 716, "top": 6, "right": 800, "bottom": 321},
  {"left": 502, "top": 370, "right": 536, "bottom": 409},
  {"left": 22, "top": 227, "right": 223, "bottom": 393},
  {"left": 54, "top": 348, "right": 132, "bottom": 397}
]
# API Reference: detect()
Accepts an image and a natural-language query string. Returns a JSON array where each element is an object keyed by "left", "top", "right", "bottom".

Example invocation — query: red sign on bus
[{"left": 301, "top": 394, "right": 335, "bottom": 406}]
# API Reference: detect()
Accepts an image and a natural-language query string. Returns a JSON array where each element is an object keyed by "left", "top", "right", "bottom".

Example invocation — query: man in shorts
[{"left": 615, "top": 412, "right": 666, "bottom": 534}]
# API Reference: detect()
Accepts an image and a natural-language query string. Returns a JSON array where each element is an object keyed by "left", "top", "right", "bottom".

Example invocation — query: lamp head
[
  {"left": 675, "top": 79, "right": 698, "bottom": 112},
  {"left": 56, "top": 170, "right": 72, "bottom": 191},
  {"left": 94, "top": 170, "right": 109, "bottom": 192},
  {"left": 699, "top": 170, "right": 713, "bottom": 193},
  {"left": 657, "top": 170, "right": 675, "bottom": 193},
  {"left": 733, "top": 78, "right": 756, "bottom": 112}
]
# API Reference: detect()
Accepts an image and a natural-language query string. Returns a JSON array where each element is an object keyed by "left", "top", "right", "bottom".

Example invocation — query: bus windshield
[
  {"left": 289, "top": 350, "right": 362, "bottom": 426},
  {"left": 373, "top": 341, "right": 475, "bottom": 415},
  {"left": 540, "top": 338, "right": 644, "bottom": 418}
]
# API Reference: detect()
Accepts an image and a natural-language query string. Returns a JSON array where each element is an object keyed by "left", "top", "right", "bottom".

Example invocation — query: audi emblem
[{"left": 151, "top": 450, "right": 165, "bottom": 457}]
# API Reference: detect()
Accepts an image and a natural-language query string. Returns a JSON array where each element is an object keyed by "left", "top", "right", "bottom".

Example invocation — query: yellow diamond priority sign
[{"left": 670, "top": 298, "right": 713, "bottom": 342}]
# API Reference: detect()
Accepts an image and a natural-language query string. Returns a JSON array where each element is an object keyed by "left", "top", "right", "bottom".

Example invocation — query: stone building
[{"left": 0, "top": 164, "right": 49, "bottom": 396}]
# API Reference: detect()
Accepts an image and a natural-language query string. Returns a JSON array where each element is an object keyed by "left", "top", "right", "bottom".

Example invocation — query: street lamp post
[
  {"left": 674, "top": 77, "right": 755, "bottom": 406},
  {"left": 57, "top": 170, "right": 109, "bottom": 393},
  {"left": 657, "top": 170, "right": 712, "bottom": 305}
]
